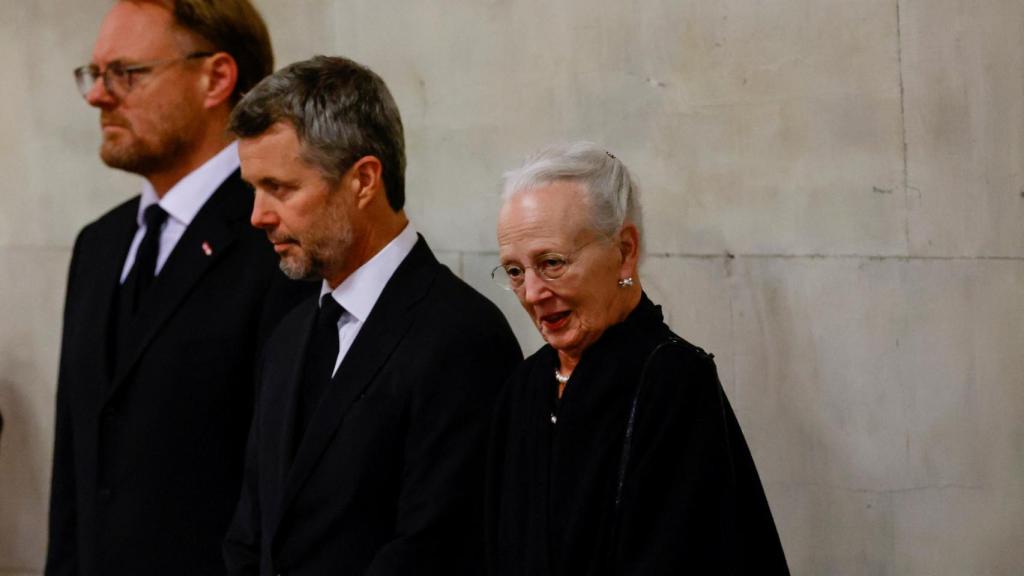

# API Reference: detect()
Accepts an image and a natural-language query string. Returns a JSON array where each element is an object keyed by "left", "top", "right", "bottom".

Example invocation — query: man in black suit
[
  {"left": 222, "top": 56, "right": 523, "bottom": 575},
  {"left": 47, "top": 2, "right": 308, "bottom": 575}
]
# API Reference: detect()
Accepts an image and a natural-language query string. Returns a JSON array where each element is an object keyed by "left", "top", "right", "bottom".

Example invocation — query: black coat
[
  {"left": 223, "top": 237, "right": 523, "bottom": 576},
  {"left": 46, "top": 172, "right": 311, "bottom": 576},
  {"left": 487, "top": 294, "right": 789, "bottom": 575}
]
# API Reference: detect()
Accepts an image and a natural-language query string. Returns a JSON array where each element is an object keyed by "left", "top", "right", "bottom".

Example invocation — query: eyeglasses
[
  {"left": 491, "top": 238, "right": 605, "bottom": 291},
  {"left": 73, "top": 52, "right": 214, "bottom": 100}
]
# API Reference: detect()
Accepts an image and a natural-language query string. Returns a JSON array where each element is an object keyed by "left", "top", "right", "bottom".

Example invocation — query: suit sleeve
[
  {"left": 223, "top": 362, "right": 265, "bottom": 575},
  {"left": 610, "top": 348, "right": 788, "bottom": 575},
  {"left": 45, "top": 234, "right": 84, "bottom": 576},
  {"left": 364, "top": 319, "right": 522, "bottom": 576}
]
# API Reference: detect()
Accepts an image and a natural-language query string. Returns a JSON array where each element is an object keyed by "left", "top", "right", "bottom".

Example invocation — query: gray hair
[
  {"left": 229, "top": 55, "right": 406, "bottom": 211},
  {"left": 502, "top": 141, "right": 642, "bottom": 238}
]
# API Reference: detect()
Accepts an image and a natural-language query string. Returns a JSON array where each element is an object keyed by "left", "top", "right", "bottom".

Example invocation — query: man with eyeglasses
[{"left": 47, "top": 2, "right": 308, "bottom": 575}]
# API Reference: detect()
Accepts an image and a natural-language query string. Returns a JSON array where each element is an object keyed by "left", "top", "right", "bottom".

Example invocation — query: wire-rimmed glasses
[
  {"left": 73, "top": 51, "right": 214, "bottom": 99},
  {"left": 492, "top": 254, "right": 571, "bottom": 291},
  {"left": 491, "top": 238, "right": 606, "bottom": 291}
]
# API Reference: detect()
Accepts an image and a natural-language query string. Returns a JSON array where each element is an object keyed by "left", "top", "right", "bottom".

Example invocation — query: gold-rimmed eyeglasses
[
  {"left": 73, "top": 51, "right": 214, "bottom": 100},
  {"left": 491, "top": 238, "right": 605, "bottom": 291}
]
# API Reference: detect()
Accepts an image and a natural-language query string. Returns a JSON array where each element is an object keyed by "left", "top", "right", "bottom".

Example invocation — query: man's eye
[{"left": 264, "top": 182, "right": 291, "bottom": 196}]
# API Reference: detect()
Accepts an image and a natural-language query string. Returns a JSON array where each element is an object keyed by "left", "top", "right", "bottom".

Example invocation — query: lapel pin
[{"left": 201, "top": 241, "right": 213, "bottom": 256}]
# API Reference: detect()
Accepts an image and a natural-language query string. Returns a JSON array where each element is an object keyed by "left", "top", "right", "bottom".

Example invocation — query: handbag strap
[{"left": 613, "top": 337, "right": 683, "bottom": 511}]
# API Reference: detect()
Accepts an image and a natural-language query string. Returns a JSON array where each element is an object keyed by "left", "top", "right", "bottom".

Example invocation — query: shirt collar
[
  {"left": 319, "top": 223, "right": 419, "bottom": 323},
  {"left": 137, "top": 141, "right": 241, "bottom": 227}
]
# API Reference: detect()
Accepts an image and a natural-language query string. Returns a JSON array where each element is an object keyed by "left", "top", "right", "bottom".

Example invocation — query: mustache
[
  {"left": 267, "top": 233, "right": 297, "bottom": 245},
  {"left": 100, "top": 112, "right": 130, "bottom": 129}
]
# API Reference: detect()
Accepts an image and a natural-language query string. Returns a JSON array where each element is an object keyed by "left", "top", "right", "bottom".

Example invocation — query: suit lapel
[
  {"left": 273, "top": 238, "right": 441, "bottom": 536},
  {"left": 79, "top": 200, "right": 140, "bottom": 389},
  {"left": 107, "top": 172, "right": 249, "bottom": 403},
  {"left": 276, "top": 298, "right": 317, "bottom": 479}
]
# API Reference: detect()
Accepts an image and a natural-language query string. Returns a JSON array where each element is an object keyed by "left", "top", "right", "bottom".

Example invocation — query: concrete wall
[{"left": 1, "top": 1, "right": 1021, "bottom": 574}]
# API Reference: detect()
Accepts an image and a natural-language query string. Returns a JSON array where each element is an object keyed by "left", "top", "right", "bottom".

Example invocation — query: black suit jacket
[
  {"left": 223, "top": 237, "right": 523, "bottom": 576},
  {"left": 46, "top": 171, "right": 311, "bottom": 576}
]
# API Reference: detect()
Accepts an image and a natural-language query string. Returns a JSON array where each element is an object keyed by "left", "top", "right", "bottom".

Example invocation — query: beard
[
  {"left": 100, "top": 131, "right": 190, "bottom": 175},
  {"left": 277, "top": 197, "right": 355, "bottom": 282},
  {"left": 98, "top": 107, "right": 197, "bottom": 176}
]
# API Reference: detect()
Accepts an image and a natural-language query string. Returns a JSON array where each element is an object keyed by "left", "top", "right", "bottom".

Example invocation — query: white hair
[{"left": 502, "top": 141, "right": 643, "bottom": 239}]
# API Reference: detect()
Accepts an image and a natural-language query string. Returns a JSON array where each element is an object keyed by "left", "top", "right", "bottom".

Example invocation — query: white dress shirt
[
  {"left": 119, "top": 141, "right": 241, "bottom": 283},
  {"left": 320, "top": 223, "right": 418, "bottom": 376}
]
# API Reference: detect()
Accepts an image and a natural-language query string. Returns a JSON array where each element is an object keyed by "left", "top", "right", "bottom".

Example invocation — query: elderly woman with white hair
[{"left": 486, "top": 142, "right": 789, "bottom": 575}]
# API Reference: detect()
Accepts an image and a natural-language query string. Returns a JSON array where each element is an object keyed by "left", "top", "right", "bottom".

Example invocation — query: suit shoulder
[
  {"left": 95, "top": 195, "right": 140, "bottom": 221},
  {"left": 76, "top": 196, "right": 139, "bottom": 237},
  {"left": 637, "top": 333, "right": 719, "bottom": 389},
  {"left": 407, "top": 266, "right": 521, "bottom": 363},
  {"left": 638, "top": 335, "right": 725, "bottom": 415},
  {"left": 659, "top": 335, "right": 716, "bottom": 365},
  {"left": 425, "top": 265, "right": 513, "bottom": 328}
]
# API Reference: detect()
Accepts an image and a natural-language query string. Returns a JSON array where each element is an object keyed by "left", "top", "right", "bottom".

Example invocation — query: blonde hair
[{"left": 130, "top": 0, "right": 273, "bottom": 104}]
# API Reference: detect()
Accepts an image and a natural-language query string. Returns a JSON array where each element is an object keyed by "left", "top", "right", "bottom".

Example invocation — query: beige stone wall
[{"left": 2, "top": 1, "right": 1022, "bottom": 573}]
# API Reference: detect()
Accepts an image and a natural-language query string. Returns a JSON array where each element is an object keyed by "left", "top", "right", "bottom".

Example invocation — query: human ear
[
  {"left": 349, "top": 156, "right": 384, "bottom": 210},
  {"left": 201, "top": 52, "right": 238, "bottom": 109},
  {"left": 617, "top": 223, "right": 640, "bottom": 277}
]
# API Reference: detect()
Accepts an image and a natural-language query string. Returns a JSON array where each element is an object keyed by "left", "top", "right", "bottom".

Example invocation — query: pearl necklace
[{"left": 551, "top": 370, "right": 570, "bottom": 424}]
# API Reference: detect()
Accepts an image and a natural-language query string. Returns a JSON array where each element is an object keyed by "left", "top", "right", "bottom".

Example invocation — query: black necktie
[
  {"left": 128, "top": 204, "right": 168, "bottom": 313},
  {"left": 295, "top": 294, "right": 345, "bottom": 445}
]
